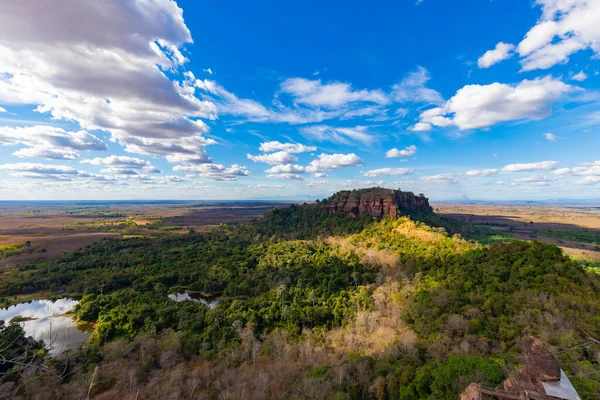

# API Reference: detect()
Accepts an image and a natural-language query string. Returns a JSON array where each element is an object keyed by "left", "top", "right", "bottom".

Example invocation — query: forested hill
[
  {"left": 249, "top": 187, "right": 459, "bottom": 239},
  {"left": 1, "top": 189, "right": 599, "bottom": 399}
]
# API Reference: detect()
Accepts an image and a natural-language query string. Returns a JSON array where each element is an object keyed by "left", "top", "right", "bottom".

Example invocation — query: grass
[
  {"left": 468, "top": 227, "right": 514, "bottom": 245},
  {"left": 573, "top": 257, "right": 600, "bottom": 275},
  {"left": 0, "top": 243, "right": 27, "bottom": 259},
  {"left": 535, "top": 229, "right": 600, "bottom": 245}
]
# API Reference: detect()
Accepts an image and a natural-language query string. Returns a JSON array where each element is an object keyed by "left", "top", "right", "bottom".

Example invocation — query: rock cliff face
[{"left": 323, "top": 188, "right": 432, "bottom": 218}]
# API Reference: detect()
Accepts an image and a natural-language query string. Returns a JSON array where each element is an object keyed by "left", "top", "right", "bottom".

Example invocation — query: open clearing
[
  {"left": 0, "top": 201, "right": 286, "bottom": 267},
  {"left": 435, "top": 202, "right": 600, "bottom": 260}
]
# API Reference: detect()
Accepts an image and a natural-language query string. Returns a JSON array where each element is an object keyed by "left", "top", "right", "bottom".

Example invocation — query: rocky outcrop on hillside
[{"left": 323, "top": 188, "right": 432, "bottom": 218}]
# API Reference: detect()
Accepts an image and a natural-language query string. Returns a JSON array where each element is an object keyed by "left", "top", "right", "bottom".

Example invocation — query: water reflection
[
  {"left": 168, "top": 292, "right": 220, "bottom": 309},
  {"left": 0, "top": 298, "right": 91, "bottom": 356}
]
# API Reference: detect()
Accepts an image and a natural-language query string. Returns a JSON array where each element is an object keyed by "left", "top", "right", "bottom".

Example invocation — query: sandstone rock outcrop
[{"left": 323, "top": 188, "right": 432, "bottom": 218}]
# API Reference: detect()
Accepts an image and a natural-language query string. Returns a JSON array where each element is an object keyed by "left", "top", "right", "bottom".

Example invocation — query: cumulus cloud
[
  {"left": 552, "top": 160, "right": 600, "bottom": 177},
  {"left": 363, "top": 168, "right": 413, "bottom": 177},
  {"left": 262, "top": 153, "right": 363, "bottom": 180},
  {"left": 0, "top": 163, "right": 80, "bottom": 175},
  {"left": 264, "top": 164, "right": 307, "bottom": 174},
  {"left": 515, "top": 0, "right": 600, "bottom": 71},
  {"left": 266, "top": 173, "right": 304, "bottom": 181},
  {"left": 82, "top": 155, "right": 160, "bottom": 174},
  {"left": 571, "top": 71, "right": 588, "bottom": 81},
  {"left": 415, "top": 76, "right": 572, "bottom": 130},
  {"left": 301, "top": 125, "right": 376, "bottom": 145},
  {"left": 249, "top": 184, "right": 284, "bottom": 189},
  {"left": 577, "top": 176, "right": 600, "bottom": 185},
  {"left": 0, "top": 0, "right": 216, "bottom": 164},
  {"left": 386, "top": 145, "right": 417, "bottom": 158},
  {"left": 258, "top": 141, "right": 316, "bottom": 153},
  {"left": 502, "top": 160, "right": 558, "bottom": 172},
  {"left": 391, "top": 67, "right": 444, "bottom": 105},
  {"left": 465, "top": 169, "right": 499, "bottom": 177},
  {"left": 420, "top": 173, "right": 458, "bottom": 183},
  {"left": 173, "top": 163, "right": 251, "bottom": 181},
  {"left": 279, "top": 78, "right": 389, "bottom": 108},
  {"left": 544, "top": 132, "right": 561, "bottom": 141},
  {"left": 307, "top": 153, "right": 364, "bottom": 172},
  {"left": 409, "top": 122, "right": 433, "bottom": 132},
  {"left": 478, "top": 42, "right": 515, "bottom": 68},
  {"left": 514, "top": 173, "right": 555, "bottom": 184},
  {"left": 0, "top": 162, "right": 116, "bottom": 183},
  {"left": 0, "top": 126, "right": 106, "bottom": 160},
  {"left": 247, "top": 151, "right": 298, "bottom": 165}
]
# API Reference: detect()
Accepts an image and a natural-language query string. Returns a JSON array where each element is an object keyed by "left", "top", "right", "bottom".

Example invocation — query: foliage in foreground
[{"left": 1, "top": 198, "right": 599, "bottom": 399}]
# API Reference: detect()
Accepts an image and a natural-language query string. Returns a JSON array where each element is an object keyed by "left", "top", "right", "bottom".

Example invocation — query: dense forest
[{"left": 0, "top": 189, "right": 599, "bottom": 399}]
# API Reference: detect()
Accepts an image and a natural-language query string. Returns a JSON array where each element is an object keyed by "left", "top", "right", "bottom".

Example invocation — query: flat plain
[
  {"left": 434, "top": 202, "right": 600, "bottom": 260},
  {"left": 0, "top": 201, "right": 286, "bottom": 268}
]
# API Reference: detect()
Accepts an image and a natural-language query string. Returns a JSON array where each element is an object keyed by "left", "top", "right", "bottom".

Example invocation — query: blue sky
[{"left": 0, "top": 0, "right": 599, "bottom": 200}]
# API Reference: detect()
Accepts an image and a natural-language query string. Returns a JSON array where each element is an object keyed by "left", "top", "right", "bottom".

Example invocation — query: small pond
[
  {"left": 0, "top": 298, "right": 92, "bottom": 356},
  {"left": 168, "top": 292, "right": 221, "bottom": 309}
]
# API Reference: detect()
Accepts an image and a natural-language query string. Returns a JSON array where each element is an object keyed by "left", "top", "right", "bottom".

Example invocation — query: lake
[{"left": 0, "top": 298, "right": 91, "bottom": 356}]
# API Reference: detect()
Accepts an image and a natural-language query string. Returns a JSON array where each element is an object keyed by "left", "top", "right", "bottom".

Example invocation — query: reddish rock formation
[{"left": 323, "top": 188, "right": 432, "bottom": 218}]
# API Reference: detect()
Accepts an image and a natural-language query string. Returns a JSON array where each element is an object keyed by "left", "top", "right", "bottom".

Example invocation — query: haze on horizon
[{"left": 0, "top": 0, "right": 599, "bottom": 201}]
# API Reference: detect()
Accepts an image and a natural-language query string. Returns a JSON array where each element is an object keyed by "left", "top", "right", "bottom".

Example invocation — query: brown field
[
  {"left": 0, "top": 201, "right": 286, "bottom": 267},
  {"left": 433, "top": 202, "right": 600, "bottom": 260}
]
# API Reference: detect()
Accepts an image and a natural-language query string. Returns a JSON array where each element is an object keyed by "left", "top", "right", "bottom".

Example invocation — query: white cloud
[
  {"left": 516, "top": 0, "right": 600, "bottom": 71},
  {"left": 197, "top": 79, "right": 342, "bottom": 124},
  {"left": 117, "top": 135, "right": 216, "bottom": 164},
  {"left": 266, "top": 173, "right": 304, "bottom": 181},
  {"left": 544, "top": 132, "right": 561, "bottom": 141},
  {"left": 0, "top": 163, "right": 79, "bottom": 175},
  {"left": 258, "top": 141, "right": 316, "bottom": 153},
  {"left": 0, "top": 162, "right": 118, "bottom": 183},
  {"left": 0, "top": 1, "right": 216, "bottom": 164},
  {"left": 264, "top": 164, "right": 307, "bottom": 174},
  {"left": 82, "top": 156, "right": 160, "bottom": 174},
  {"left": 279, "top": 78, "right": 389, "bottom": 108},
  {"left": 553, "top": 167, "right": 573, "bottom": 176},
  {"left": 300, "top": 125, "right": 376, "bottom": 145},
  {"left": 577, "top": 176, "right": 600, "bottom": 185},
  {"left": 514, "top": 173, "right": 554, "bottom": 183},
  {"left": 465, "top": 169, "right": 499, "bottom": 177},
  {"left": 416, "top": 76, "right": 571, "bottom": 130},
  {"left": 0, "top": 107, "right": 5, "bottom": 112},
  {"left": 571, "top": 71, "right": 588, "bottom": 81},
  {"left": 478, "top": 42, "right": 515, "bottom": 68},
  {"left": 392, "top": 67, "right": 444, "bottom": 105},
  {"left": 249, "top": 184, "right": 284, "bottom": 189},
  {"left": 552, "top": 160, "right": 600, "bottom": 176},
  {"left": 386, "top": 145, "right": 417, "bottom": 158},
  {"left": 12, "top": 148, "right": 79, "bottom": 160},
  {"left": 420, "top": 173, "right": 458, "bottom": 183},
  {"left": 0, "top": 126, "right": 106, "bottom": 160},
  {"left": 307, "top": 153, "right": 364, "bottom": 172},
  {"left": 409, "top": 122, "right": 433, "bottom": 132},
  {"left": 502, "top": 161, "right": 557, "bottom": 172},
  {"left": 363, "top": 168, "right": 413, "bottom": 177},
  {"left": 203, "top": 68, "right": 213, "bottom": 75},
  {"left": 247, "top": 151, "right": 298, "bottom": 165},
  {"left": 173, "top": 163, "right": 251, "bottom": 181}
]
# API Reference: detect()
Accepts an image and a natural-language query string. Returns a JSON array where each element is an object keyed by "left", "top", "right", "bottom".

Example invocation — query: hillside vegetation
[{"left": 1, "top": 189, "right": 599, "bottom": 399}]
